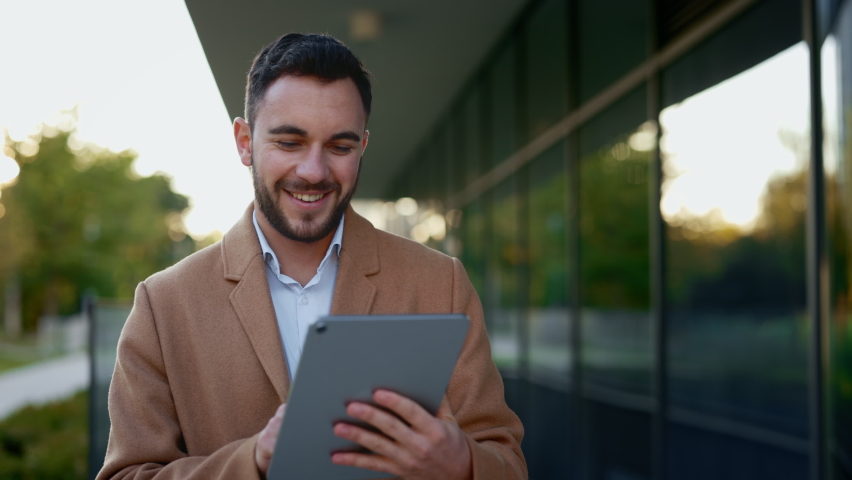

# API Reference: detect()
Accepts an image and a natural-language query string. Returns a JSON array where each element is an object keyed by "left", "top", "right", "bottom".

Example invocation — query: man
[{"left": 98, "top": 33, "right": 526, "bottom": 480}]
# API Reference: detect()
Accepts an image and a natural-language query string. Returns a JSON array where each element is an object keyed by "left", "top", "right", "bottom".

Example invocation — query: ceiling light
[{"left": 350, "top": 9, "right": 382, "bottom": 42}]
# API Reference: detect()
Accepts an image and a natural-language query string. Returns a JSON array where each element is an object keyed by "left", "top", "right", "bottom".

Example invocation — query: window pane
[
  {"left": 661, "top": 0, "right": 801, "bottom": 109},
  {"left": 528, "top": 142, "right": 571, "bottom": 378},
  {"left": 584, "top": 400, "right": 652, "bottom": 480},
  {"left": 432, "top": 125, "right": 450, "bottom": 202},
  {"left": 488, "top": 178, "right": 522, "bottom": 371},
  {"left": 525, "top": 0, "right": 568, "bottom": 141},
  {"left": 487, "top": 40, "right": 518, "bottom": 171},
  {"left": 667, "top": 423, "right": 808, "bottom": 480},
  {"left": 526, "top": 142, "right": 574, "bottom": 479},
  {"left": 449, "top": 86, "right": 483, "bottom": 192},
  {"left": 577, "top": 0, "right": 649, "bottom": 103},
  {"left": 578, "top": 86, "right": 652, "bottom": 396},
  {"left": 462, "top": 86, "right": 483, "bottom": 186},
  {"left": 661, "top": 44, "right": 810, "bottom": 438},
  {"left": 823, "top": 0, "right": 852, "bottom": 473},
  {"left": 525, "top": 379, "right": 573, "bottom": 479},
  {"left": 460, "top": 199, "right": 486, "bottom": 302}
]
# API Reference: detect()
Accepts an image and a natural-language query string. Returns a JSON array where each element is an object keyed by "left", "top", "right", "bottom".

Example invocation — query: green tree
[{"left": 0, "top": 114, "right": 194, "bottom": 332}]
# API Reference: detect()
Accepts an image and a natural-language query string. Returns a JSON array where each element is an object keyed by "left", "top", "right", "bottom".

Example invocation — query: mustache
[{"left": 275, "top": 179, "right": 341, "bottom": 194}]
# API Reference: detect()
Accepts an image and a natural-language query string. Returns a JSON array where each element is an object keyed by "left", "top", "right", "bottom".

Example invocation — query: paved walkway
[{"left": 0, "top": 352, "right": 89, "bottom": 420}]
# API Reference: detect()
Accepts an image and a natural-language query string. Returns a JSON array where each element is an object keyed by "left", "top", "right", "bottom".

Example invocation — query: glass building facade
[{"left": 386, "top": 0, "right": 852, "bottom": 478}]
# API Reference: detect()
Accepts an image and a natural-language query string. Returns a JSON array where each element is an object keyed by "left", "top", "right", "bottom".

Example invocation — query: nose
[{"left": 295, "top": 144, "right": 329, "bottom": 186}]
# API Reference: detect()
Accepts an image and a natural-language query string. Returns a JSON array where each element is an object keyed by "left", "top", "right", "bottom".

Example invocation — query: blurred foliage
[
  {"left": 459, "top": 201, "right": 486, "bottom": 296},
  {"left": 453, "top": 127, "right": 809, "bottom": 315},
  {"left": 666, "top": 169, "right": 808, "bottom": 311},
  {"left": 527, "top": 147, "right": 569, "bottom": 308},
  {"left": 490, "top": 180, "right": 522, "bottom": 310},
  {"left": 825, "top": 105, "right": 852, "bottom": 454},
  {"left": 0, "top": 113, "right": 194, "bottom": 331},
  {"left": 0, "top": 390, "right": 88, "bottom": 480},
  {"left": 579, "top": 138, "right": 651, "bottom": 309}
]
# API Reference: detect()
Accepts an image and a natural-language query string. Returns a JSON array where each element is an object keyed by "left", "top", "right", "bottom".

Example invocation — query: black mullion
[
  {"left": 804, "top": 0, "right": 828, "bottom": 479},
  {"left": 514, "top": 17, "right": 531, "bottom": 425},
  {"left": 648, "top": 0, "right": 667, "bottom": 478},
  {"left": 565, "top": 0, "right": 584, "bottom": 477}
]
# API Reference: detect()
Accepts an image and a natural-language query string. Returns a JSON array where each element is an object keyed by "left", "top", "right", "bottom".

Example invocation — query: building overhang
[{"left": 184, "top": 0, "right": 528, "bottom": 198}]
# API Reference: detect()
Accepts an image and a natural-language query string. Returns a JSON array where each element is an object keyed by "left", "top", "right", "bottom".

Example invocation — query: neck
[{"left": 255, "top": 206, "right": 337, "bottom": 287}]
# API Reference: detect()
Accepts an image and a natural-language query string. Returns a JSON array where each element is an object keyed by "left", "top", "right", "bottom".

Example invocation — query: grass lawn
[
  {"left": 0, "top": 390, "right": 88, "bottom": 480},
  {"left": 0, "top": 335, "right": 62, "bottom": 375},
  {"left": 0, "top": 355, "right": 36, "bottom": 374}
]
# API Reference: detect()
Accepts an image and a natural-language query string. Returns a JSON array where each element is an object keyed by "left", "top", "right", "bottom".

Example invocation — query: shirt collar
[{"left": 252, "top": 210, "right": 345, "bottom": 276}]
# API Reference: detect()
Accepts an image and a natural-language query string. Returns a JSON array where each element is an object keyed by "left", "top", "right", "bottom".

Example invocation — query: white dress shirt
[{"left": 252, "top": 211, "right": 344, "bottom": 379}]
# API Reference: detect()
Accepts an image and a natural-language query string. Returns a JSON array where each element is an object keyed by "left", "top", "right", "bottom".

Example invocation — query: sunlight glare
[{"left": 660, "top": 42, "right": 810, "bottom": 230}]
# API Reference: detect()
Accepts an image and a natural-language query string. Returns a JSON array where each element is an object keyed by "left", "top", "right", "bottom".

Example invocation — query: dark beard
[{"left": 252, "top": 156, "right": 359, "bottom": 243}]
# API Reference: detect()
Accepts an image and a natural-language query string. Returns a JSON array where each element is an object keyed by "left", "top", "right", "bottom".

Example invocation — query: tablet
[{"left": 267, "top": 314, "right": 470, "bottom": 480}]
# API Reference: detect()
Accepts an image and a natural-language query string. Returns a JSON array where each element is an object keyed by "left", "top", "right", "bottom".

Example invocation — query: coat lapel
[
  {"left": 330, "top": 206, "right": 379, "bottom": 315},
  {"left": 222, "top": 204, "right": 290, "bottom": 401},
  {"left": 220, "top": 204, "right": 381, "bottom": 400}
]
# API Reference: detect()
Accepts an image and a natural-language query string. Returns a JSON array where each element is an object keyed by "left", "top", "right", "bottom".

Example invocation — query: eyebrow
[
  {"left": 266, "top": 125, "right": 360, "bottom": 143},
  {"left": 330, "top": 131, "right": 361, "bottom": 142},
  {"left": 267, "top": 125, "right": 307, "bottom": 136}
]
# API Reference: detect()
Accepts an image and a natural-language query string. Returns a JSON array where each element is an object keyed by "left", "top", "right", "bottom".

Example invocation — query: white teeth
[{"left": 290, "top": 192, "right": 325, "bottom": 202}]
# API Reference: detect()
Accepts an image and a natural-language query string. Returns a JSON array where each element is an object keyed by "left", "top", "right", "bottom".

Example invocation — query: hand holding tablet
[
  {"left": 330, "top": 390, "right": 472, "bottom": 480},
  {"left": 265, "top": 314, "right": 470, "bottom": 480}
]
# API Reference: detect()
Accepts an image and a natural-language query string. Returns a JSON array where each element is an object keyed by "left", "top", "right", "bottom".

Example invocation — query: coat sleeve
[
  {"left": 96, "top": 282, "right": 262, "bottom": 480},
  {"left": 448, "top": 258, "right": 528, "bottom": 480}
]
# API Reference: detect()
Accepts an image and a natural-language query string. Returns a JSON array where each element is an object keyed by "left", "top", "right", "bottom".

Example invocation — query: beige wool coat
[{"left": 98, "top": 205, "right": 527, "bottom": 480}]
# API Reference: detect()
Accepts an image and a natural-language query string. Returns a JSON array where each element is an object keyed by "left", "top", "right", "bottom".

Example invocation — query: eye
[
  {"left": 331, "top": 145, "right": 354, "bottom": 155},
  {"left": 276, "top": 141, "right": 301, "bottom": 150}
]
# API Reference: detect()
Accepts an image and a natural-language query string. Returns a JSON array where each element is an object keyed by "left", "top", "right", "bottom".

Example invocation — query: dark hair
[{"left": 244, "top": 33, "right": 372, "bottom": 128}]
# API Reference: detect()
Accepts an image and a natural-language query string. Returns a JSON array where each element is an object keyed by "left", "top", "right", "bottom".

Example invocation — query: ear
[
  {"left": 233, "top": 118, "right": 253, "bottom": 167},
  {"left": 361, "top": 129, "right": 369, "bottom": 155}
]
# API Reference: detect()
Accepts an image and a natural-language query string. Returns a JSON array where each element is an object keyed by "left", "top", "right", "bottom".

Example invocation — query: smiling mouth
[{"left": 288, "top": 191, "right": 327, "bottom": 203}]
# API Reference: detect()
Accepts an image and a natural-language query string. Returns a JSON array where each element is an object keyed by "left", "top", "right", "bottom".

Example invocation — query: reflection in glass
[
  {"left": 822, "top": 0, "right": 852, "bottom": 475},
  {"left": 432, "top": 125, "right": 450, "bottom": 202},
  {"left": 528, "top": 143, "right": 571, "bottom": 377},
  {"left": 455, "top": 86, "right": 482, "bottom": 187},
  {"left": 525, "top": 0, "right": 568, "bottom": 141},
  {"left": 460, "top": 200, "right": 486, "bottom": 303},
  {"left": 488, "top": 178, "right": 522, "bottom": 370},
  {"left": 585, "top": 400, "right": 652, "bottom": 480},
  {"left": 662, "top": 43, "right": 810, "bottom": 437},
  {"left": 487, "top": 41, "right": 518, "bottom": 170},
  {"left": 577, "top": 0, "right": 649, "bottom": 103},
  {"left": 579, "top": 89, "right": 652, "bottom": 396}
]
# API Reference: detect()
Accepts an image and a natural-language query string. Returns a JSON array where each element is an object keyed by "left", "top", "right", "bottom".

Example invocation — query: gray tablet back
[{"left": 267, "top": 314, "right": 469, "bottom": 480}]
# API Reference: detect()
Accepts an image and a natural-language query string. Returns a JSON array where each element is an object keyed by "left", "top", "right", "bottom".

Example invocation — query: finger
[
  {"left": 333, "top": 421, "right": 411, "bottom": 463},
  {"left": 436, "top": 396, "right": 456, "bottom": 423},
  {"left": 261, "top": 410, "right": 284, "bottom": 449},
  {"left": 331, "top": 451, "right": 402, "bottom": 477},
  {"left": 346, "top": 401, "right": 422, "bottom": 447},
  {"left": 373, "top": 390, "right": 440, "bottom": 436}
]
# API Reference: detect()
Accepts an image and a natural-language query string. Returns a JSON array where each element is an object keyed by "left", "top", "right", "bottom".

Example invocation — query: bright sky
[
  {"left": 660, "top": 42, "right": 811, "bottom": 230},
  {"left": 0, "top": 0, "right": 253, "bottom": 238}
]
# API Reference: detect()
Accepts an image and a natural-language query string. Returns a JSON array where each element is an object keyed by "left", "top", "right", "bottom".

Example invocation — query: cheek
[
  {"left": 334, "top": 157, "right": 361, "bottom": 185},
  {"left": 256, "top": 151, "right": 296, "bottom": 182}
]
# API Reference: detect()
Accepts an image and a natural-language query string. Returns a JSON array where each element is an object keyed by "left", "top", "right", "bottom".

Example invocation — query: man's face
[{"left": 236, "top": 75, "right": 368, "bottom": 243}]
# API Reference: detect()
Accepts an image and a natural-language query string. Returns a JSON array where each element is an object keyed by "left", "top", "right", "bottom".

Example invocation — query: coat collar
[
  {"left": 221, "top": 203, "right": 379, "bottom": 400},
  {"left": 221, "top": 203, "right": 380, "bottom": 281}
]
